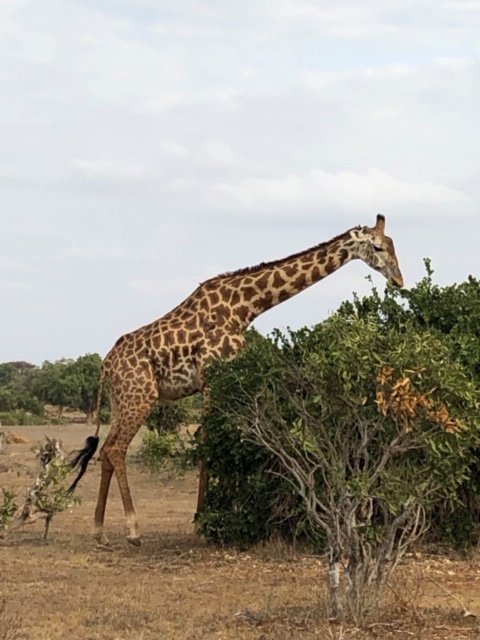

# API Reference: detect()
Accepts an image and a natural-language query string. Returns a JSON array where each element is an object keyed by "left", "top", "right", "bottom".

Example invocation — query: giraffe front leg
[
  {"left": 196, "top": 386, "right": 212, "bottom": 519},
  {"left": 99, "top": 383, "right": 158, "bottom": 546}
]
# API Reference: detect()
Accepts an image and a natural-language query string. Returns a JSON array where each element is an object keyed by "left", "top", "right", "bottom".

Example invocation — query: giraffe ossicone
[{"left": 68, "top": 214, "right": 404, "bottom": 546}]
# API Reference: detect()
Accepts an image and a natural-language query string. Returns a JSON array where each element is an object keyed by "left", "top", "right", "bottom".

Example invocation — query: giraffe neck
[{"left": 228, "top": 228, "right": 358, "bottom": 327}]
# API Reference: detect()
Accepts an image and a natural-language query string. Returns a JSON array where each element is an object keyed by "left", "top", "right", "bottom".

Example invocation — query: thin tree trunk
[{"left": 328, "top": 544, "right": 343, "bottom": 618}]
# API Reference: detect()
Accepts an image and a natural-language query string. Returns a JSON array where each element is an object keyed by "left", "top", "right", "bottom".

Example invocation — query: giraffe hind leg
[
  {"left": 96, "top": 391, "right": 158, "bottom": 546},
  {"left": 93, "top": 450, "right": 114, "bottom": 545},
  {"left": 92, "top": 393, "right": 119, "bottom": 545}
]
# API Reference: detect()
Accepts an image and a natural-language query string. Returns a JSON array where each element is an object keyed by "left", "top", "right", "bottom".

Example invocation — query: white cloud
[
  {"left": 129, "top": 265, "right": 225, "bottom": 298},
  {"left": 273, "top": 4, "right": 366, "bottom": 22},
  {"left": 68, "top": 246, "right": 141, "bottom": 262},
  {"left": 200, "top": 140, "right": 241, "bottom": 168},
  {"left": 1, "top": 0, "right": 480, "bottom": 363},
  {"left": 432, "top": 56, "right": 472, "bottom": 69},
  {"left": 0, "top": 281, "right": 33, "bottom": 292},
  {"left": 211, "top": 169, "right": 473, "bottom": 215},
  {"left": 444, "top": 2, "right": 480, "bottom": 9},
  {"left": 369, "top": 108, "right": 400, "bottom": 120},
  {"left": 157, "top": 139, "right": 191, "bottom": 159},
  {"left": 129, "top": 276, "right": 194, "bottom": 298},
  {"left": 71, "top": 158, "right": 146, "bottom": 182},
  {"left": 133, "top": 92, "right": 184, "bottom": 112}
]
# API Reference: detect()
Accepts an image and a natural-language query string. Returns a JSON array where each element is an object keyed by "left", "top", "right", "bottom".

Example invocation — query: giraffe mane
[{"left": 213, "top": 226, "right": 362, "bottom": 280}]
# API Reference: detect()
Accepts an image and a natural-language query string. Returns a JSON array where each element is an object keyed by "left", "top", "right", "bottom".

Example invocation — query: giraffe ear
[{"left": 375, "top": 214, "right": 386, "bottom": 234}]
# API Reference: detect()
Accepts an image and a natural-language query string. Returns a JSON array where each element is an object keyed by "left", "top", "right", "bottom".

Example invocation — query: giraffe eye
[{"left": 373, "top": 245, "right": 383, "bottom": 252}]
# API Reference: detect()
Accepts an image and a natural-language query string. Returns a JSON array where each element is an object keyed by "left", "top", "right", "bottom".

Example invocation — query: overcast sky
[{"left": 1, "top": 0, "right": 479, "bottom": 365}]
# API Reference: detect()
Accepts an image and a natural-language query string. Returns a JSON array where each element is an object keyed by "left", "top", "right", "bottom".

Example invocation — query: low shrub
[{"left": 139, "top": 430, "right": 182, "bottom": 472}]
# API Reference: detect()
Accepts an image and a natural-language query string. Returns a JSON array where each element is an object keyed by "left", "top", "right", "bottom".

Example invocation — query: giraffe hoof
[
  {"left": 127, "top": 536, "right": 141, "bottom": 547},
  {"left": 94, "top": 532, "right": 111, "bottom": 547}
]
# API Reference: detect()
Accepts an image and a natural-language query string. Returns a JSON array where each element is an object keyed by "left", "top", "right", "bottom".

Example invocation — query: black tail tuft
[{"left": 67, "top": 435, "right": 100, "bottom": 496}]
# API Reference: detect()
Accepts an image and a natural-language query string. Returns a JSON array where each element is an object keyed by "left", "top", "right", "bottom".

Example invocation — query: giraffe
[{"left": 68, "top": 214, "right": 403, "bottom": 546}]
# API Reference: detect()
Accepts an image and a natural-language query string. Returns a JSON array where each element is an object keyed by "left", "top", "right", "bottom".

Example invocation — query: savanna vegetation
[
  {"left": 2, "top": 260, "right": 480, "bottom": 621},
  {"left": 193, "top": 263, "right": 480, "bottom": 615}
]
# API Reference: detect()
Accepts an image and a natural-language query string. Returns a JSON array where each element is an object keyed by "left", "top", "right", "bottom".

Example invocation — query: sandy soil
[{"left": 1, "top": 424, "right": 480, "bottom": 640}]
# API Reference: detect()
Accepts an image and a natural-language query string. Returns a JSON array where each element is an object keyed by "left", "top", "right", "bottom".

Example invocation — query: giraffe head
[{"left": 353, "top": 214, "right": 404, "bottom": 287}]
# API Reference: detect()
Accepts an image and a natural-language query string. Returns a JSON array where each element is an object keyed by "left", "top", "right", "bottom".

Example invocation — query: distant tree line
[
  {"left": 0, "top": 353, "right": 203, "bottom": 428},
  {"left": 0, "top": 354, "right": 103, "bottom": 424}
]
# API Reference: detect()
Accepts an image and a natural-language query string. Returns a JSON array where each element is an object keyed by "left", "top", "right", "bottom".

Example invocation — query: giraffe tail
[{"left": 67, "top": 364, "right": 107, "bottom": 496}]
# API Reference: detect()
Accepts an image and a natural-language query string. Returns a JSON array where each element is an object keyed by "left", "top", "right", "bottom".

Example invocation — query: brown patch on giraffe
[
  {"left": 207, "top": 329, "right": 222, "bottom": 347},
  {"left": 329, "top": 241, "right": 340, "bottom": 254},
  {"left": 256, "top": 272, "right": 271, "bottom": 290},
  {"left": 213, "top": 303, "right": 230, "bottom": 324},
  {"left": 293, "top": 272, "right": 308, "bottom": 290},
  {"left": 262, "top": 291, "right": 274, "bottom": 307},
  {"left": 324, "top": 257, "right": 336, "bottom": 275},
  {"left": 278, "top": 289, "right": 290, "bottom": 303},
  {"left": 164, "top": 331, "right": 175, "bottom": 346},
  {"left": 272, "top": 271, "right": 287, "bottom": 288},
  {"left": 236, "top": 305, "right": 250, "bottom": 323},
  {"left": 171, "top": 347, "right": 180, "bottom": 366},
  {"left": 317, "top": 246, "right": 328, "bottom": 261},
  {"left": 284, "top": 264, "right": 299, "bottom": 277},
  {"left": 209, "top": 291, "right": 220, "bottom": 305},
  {"left": 241, "top": 287, "right": 257, "bottom": 302},
  {"left": 219, "top": 285, "right": 232, "bottom": 302},
  {"left": 226, "top": 277, "right": 242, "bottom": 288},
  {"left": 231, "top": 290, "right": 241, "bottom": 306},
  {"left": 220, "top": 335, "right": 234, "bottom": 356},
  {"left": 184, "top": 317, "right": 197, "bottom": 330}
]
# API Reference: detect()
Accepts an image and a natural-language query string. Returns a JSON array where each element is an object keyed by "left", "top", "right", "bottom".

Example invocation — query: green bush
[
  {"left": 195, "top": 279, "right": 480, "bottom": 553},
  {"left": 146, "top": 400, "right": 188, "bottom": 434},
  {"left": 338, "top": 263, "right": 480, "bottom": 544},
  {"left": 139, "top": 430, "right": 182, "bottom": 472},
  {"left": 194, "top": 330, "right": 317, "bottom": 548},
  {"left": 0, "top": 489, "right": 18, "bottom": 528},
  {"left": 0, "top": 411, "right": 49, "bottom": 426}
]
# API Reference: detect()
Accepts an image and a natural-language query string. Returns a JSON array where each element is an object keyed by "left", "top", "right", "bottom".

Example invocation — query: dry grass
[
  {"left": 1, "top": 424, "right": 480, "bottom": 640},
  {"left": 0, "top": 599, "right": 24, "bottom": 640},
  {"left": 2, "top": 432, "right": 31, "bottom": 445}
]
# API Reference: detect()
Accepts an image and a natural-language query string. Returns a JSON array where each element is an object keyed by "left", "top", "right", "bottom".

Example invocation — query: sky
[{"left": 1, "top": 0, "right": 479, "bottom": 365}]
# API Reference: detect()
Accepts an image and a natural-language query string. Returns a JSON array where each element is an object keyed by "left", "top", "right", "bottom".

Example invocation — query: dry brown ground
[{"left": 1, "top": 424, "right": 480, "bottom": 640}]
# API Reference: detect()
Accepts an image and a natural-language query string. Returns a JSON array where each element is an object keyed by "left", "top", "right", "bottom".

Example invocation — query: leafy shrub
[
  {"left": 146, "top": 400, "right": 188, "bottom": 434},
  {"left": 197, "top": 312, "right": 480, "bottom": 616},
  {"left": 1, "top": 437, "right": 81, "bottom": 539},
  {"left": 339, "top": 263, "right": 480, "bottom": 543},
  {"left": 0, "top": 411, "right": 49, "bottom": 426},
  {"left": 194, "top": 330, "right": 315, "bottom": 548},
  {"left": 139, "top": 430, "right": 181, "bottom": 472},
  {"left": 196, "top": 277, "right": 480, "bottom": 558},
  {"left": 0, "top": 489, "right": 18, "bottom": 529},
  {"left": 140, "top": 397, "right": 202, "bottom": 473}
]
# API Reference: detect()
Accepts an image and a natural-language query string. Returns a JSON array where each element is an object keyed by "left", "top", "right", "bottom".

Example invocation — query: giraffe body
[{"left": 68, "top": 215, "right": 404, "bottom": 545}]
